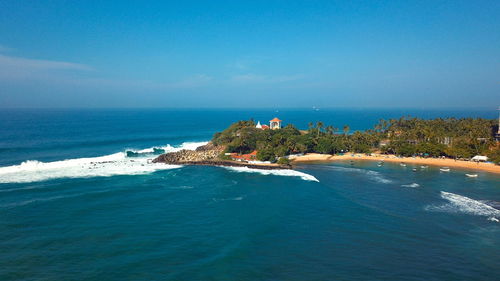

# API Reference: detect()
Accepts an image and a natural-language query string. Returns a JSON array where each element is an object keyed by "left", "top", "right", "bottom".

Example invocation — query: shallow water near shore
[{"left": 1, "top": 109, "right": 499, "bottom": 280}]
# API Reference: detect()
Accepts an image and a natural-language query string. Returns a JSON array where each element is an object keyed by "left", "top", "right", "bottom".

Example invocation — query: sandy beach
[{"left": 292, "top": 153, "right": 500, "bottom": 174}]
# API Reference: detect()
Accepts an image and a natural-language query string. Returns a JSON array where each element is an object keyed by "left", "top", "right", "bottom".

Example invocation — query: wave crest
[
  {"left": 425, "top": 191, "right": 500, "bottom": 221},
  {"left": 401, "top": 183, "right": 420, "bottom": 188},
  {"left": 223, "top": 166, "right": 319, "bottom": 182},
  {"left": 0, "top": 142, "right": 208, "bottom": 184},
  {"left": 125, "top": 141, "right": 208, "bottom": 156}
]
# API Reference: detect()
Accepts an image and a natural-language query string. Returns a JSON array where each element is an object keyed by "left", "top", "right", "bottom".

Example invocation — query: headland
[{"left": 153, "top": 115, "right": 500, "bottom": 173}]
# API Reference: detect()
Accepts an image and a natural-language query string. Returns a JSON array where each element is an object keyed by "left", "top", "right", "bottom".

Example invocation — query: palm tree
[
  {"left": 343, "top": 125, "right": 350, "bottom": 135},
  {"left": 325, "top": 125, "right": 334, "bottom": 135},
  {"left": 375, "top": 119, "right": 389, "bottom": 133},
  {"left": 316, "top": 121, "right": 324, "bottom": 137},
  {"left": 308, "top": 122, "right": 314, "bottom": 133}
]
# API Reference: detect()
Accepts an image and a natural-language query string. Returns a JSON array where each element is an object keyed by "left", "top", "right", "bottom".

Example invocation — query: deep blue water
[{"left": 0, "top": 109, "right": 499, "bottom": 280}]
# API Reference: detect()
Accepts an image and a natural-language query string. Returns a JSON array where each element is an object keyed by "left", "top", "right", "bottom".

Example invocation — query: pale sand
[{"left": 291, "top": 153, "right": 500, "bottom": 174}]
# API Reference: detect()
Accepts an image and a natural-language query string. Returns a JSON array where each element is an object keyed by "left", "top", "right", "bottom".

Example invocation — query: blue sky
[{"left": 0, "top": 0, "right": 498, "bottom": 108}]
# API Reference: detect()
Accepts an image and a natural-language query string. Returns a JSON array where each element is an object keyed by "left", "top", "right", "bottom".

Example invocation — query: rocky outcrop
[
  {"left": 194, "top": 142, "right": 221, "bottom": 152},
  {"left": 152, "top": 143, "right": 224, "bottom": 163}
]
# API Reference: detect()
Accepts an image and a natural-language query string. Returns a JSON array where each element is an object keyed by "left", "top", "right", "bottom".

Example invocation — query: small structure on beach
[
  {"left": 471, "top": 155, "right": 488, "bottom": 162},
  {"left": 269, "top": 117, "right": 282, "bottom": 130}
]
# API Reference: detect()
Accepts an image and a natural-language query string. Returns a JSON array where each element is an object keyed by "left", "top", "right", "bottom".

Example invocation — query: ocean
[{"left": 0, "top": 108, "right": 499, "bottom": 280}]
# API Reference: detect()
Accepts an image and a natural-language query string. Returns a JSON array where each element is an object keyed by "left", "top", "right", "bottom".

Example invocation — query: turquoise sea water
[{"left": 1, "top": 109, "right": 499, "bottom": 280}]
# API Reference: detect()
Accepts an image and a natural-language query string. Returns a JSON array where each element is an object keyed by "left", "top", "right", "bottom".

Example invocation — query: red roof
[
  {"left": 270, "top": 117, "right": 282, "bottom": 122},
  {"left": 230, "top": 150, "right": 258, "bottom": 161},
  {"left": 261, "top": 125, "right": 269, "bottom": 129}
]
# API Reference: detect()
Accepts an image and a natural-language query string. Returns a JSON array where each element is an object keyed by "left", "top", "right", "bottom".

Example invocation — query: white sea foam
[
  {"left": 0, "top": 154, "right": 181, "bottom": 183},
  {"left": 425, "top": 191, "right": 500, "bottom": 221},
  {"left": 173, "top": 141, "right": 209, "bottom": 151},
  {"left": 401, "top": 183, "right": 420, "bottom": 188},
  {"left": 223, "top": 166, "right": 319, "bottom": 182},
  {"left": 0, "top": 142, "right": 207, "bottom": 184},
  {"left": 366, "top": 171, "right": 393, "bottom": 184},
  {"left": 134, "top": 147, "right": 159, "bottom": 153}
]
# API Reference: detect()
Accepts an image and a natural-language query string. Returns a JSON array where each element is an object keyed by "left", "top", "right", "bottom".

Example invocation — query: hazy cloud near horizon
[{"left": 0, "top": 1, "right": 499, "bottom": 108}]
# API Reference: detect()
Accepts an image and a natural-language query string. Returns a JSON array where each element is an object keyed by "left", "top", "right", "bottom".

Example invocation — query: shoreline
[
  {"left": 154, "top": 159, "right": 291, "bottom": 170},
  {"left": 291, "top": 153, "right": 500, "bottom": 174}
]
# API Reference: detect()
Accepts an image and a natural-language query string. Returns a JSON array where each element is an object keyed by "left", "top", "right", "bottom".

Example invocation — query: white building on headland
[
  {"left": 255, "top": 121, "right": 269, "bottom": 129},
  {"left": 269, "top": 117, "right": 282, "bottom": 130},
  {"left": 255, "top": 118, "right": 283, "bottom": 130}
]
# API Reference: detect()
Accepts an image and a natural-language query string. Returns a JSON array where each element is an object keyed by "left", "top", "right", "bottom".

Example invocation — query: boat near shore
[{"left": 290, "top": 153, "right": 500, "bottom": 174}]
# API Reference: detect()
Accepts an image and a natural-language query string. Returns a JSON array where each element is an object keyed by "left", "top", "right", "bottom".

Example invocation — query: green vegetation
[
  {"left": 218, "top": 153, "right": 232, "bottom": 161},
  {"left": 212, "top": 117, "right": 499, "bottom": 163},
  {"left": 379, "top": 117, "right": 497, "bottom": 159},
  {"left": 487, "top": 146, "right": 500, "bottom": 165},
  {"left": 277, "top": 157, "right": 291, "bottom": 165}
]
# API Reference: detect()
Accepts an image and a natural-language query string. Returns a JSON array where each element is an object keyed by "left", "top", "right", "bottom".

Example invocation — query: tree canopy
[{"left": 211, "top": 117, "right": 499, "bottom": 163}]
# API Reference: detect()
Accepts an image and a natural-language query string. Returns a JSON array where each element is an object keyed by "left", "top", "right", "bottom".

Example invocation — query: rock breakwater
[{"left": 153, "top": 143, "right": 224, "bottom": 163}]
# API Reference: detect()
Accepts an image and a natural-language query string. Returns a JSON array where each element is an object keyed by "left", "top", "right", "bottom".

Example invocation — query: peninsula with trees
[{"left": 154, "top": 116, "right": 500, "bottom": 173}]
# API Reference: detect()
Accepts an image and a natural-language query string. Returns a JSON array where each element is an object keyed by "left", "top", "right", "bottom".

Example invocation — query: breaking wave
[
  {"left": 125, "top": 141, "right": 208, "bottom": 156},
  {"left": 126, "top": 147, "right": 166, "bottom": 157},
  {"left": 0, "top": 142, "right": 207, "bottom": 184},
  {"left": 401, "top": 183, "right": 420, "bottom": 188},
  {"left": 425, "top": 191, "right": 500, "bottom": 222},
  {"left": 223, "top": 166, "right": 319, "bottom": 182}
]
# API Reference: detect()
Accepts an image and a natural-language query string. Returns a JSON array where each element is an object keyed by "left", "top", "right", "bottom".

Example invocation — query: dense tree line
[
  {"left": 379, "top": 117, "right": 498, "bottom": 160},
  {"left": 211, "top": 117, "right": 500, "bottom": 164},
  {"left": 212, "top": 120, "right": 379, "bottom": 162}
]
